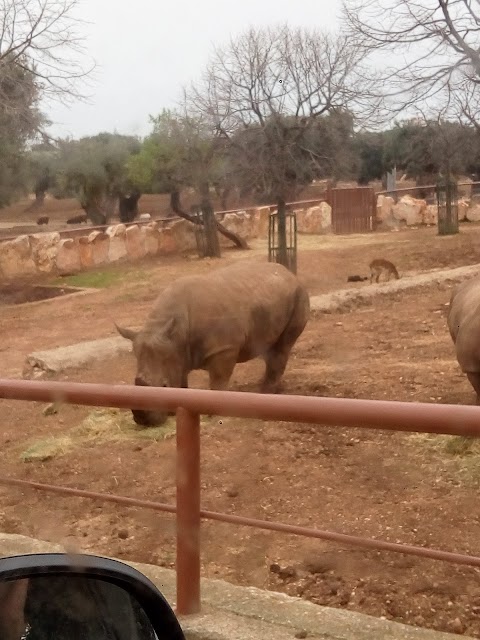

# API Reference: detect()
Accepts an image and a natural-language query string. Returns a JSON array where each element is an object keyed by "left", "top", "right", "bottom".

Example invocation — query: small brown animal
[
  {"left": 36, "top": 216, "right": 49, "bottom": 225},
  {"left": 66, "top": 214, "right": 88, "bottom": 225},
  {"left": 347, "top": 275, "right": 368, "bottom": 282},
  {"left": 369, "top": 259, "right": 400, "bottom": 283}
]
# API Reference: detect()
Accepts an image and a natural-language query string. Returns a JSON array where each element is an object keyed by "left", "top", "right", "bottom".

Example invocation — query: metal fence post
[{"left": 176, "top": 407, "right": 201, "bottom": 615}]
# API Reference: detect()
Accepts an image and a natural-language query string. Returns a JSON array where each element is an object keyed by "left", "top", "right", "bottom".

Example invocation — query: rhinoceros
[
  {"left": 116, "top": 260, "right": 310, "bottom": 426},
  {"left": 447, "top": 274, "right": 480, "bottom": 403}
]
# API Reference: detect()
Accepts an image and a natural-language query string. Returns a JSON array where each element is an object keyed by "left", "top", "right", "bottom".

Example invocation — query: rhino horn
[{"left": 115, "top": 324, "right": 138, "bottom": 341}]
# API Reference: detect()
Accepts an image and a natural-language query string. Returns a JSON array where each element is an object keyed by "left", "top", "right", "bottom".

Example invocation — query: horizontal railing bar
[
  {"left": 1, "top": 379, "right": 480, "bottom": 436},
  {"left": 1, "top": 475, "right": 480, "bottom": 568}
]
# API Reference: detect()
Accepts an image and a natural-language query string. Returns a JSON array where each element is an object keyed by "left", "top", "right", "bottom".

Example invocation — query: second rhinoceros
[
  {"left": 116, "top": 260, "right": 310, "bottom": 426},
  {"left": 447, "top": 273, "right": 480, "bottom": 403}
]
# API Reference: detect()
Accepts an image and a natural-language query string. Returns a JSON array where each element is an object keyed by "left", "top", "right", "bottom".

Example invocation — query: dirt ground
[{"left": 2, "top": 226, "right": 480, "bottom": 636}]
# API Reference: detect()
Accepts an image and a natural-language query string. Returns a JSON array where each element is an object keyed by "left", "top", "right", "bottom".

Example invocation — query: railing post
[{"left": 176, "top": 407, "right": 201, "bottom": 615}]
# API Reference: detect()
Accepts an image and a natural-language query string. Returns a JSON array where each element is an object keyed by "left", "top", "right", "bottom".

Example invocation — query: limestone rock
[
  {"left": 56, "top": 238, "right": 81, "bottom": 275},
  {"left": 168, "top": 219, "right": 197, "bottom": 252},
  {"left": 0, "top": 235, "right": 36, "bottom": 278},
  {"left": 376, "top": 195, "right": 394, "bottom": 223},
  {"left": 157, "top": 226, "right": 177, "bottom": 254},
  {"left": 467, "top": 204, "right": 480, "bottom": 221},
  {"left": 145, "top": 222, "right": 160, "bottom": 255},
  {"left": 253, "top": 207, "right": 271, "bottom": 238},
  {"left": 299, "top": 203, "right": 332, "bottom": 233},
  {"left": 125, "top": 225, "right": 147, "bottom": 259},
  {"left": 458, "top": 198, "right": 470, "bottom": 220},
  {"left": 78, "top": 236, "right": 93, "bottom": 268},
  {"left": 221, "top": 211, "right": 253, "bottom": 241},
  {"left": 88, "top": 230, "right": 109, "bottom": 266},
  {"left": 30, "top": 232, "right": 61, "bottom": 273},
  {"left": 424, "top": 204, "right": 438, "bottom": 225},
  {"left": 106, "top": 224, "right": 127, "bottom": 262},
  {"left": 392, "top": 195, "right": 427, "bottom": 226}
]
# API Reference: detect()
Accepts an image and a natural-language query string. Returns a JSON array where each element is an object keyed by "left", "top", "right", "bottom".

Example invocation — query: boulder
[
  {"left": 157, "top": 226, "right": 177, "bottom": 254},
  {"left": 221, "top": 211, "right": 253, "bottom": 240},
  {"left": 106, "top": 224, "right": 127, "bottom": 262},
  {"left": 253, "top": 207, "right": 270, "bottom": 238},
  {"left": 376, "top": 195, "right": 394, "bottom": 223},
  {"left": 29, "top": 232, "right": 61, "bottom": 273},
  {"left": 392, "top": 195, "right": 427, "bottom": 226},
  {"left": 298, "top": 203, "right": 332, "bottom": 233},
  {"left": 467, "top": 203, "right": 480, "bottom": 222},
  {"left": 139, "top": 213, "right": 151, "bottom": 222},
  {"left": 78, "top": 236, "right": 93, "bottom": 268},
  {"left": 168, "top": 219, "right": 197, "bottom": 252},
  {"left": 0, "top": 235, "right": 36, "bottom": 278},
  {"left": 125, "top": 224, "right": 147, "bottom": 259},
  {"left": 145, "top": 222, "right": 161, "bottom": 255},
  {"left": 55, "top": 238, "right": 81, "bottom": 275},
  {"left": 424, "top": 204, "right": 438, "bottom": 225},
  {"left": 458, "top": 198, "right": 470, "bottom": 220},
  {"left": 88, "top": 230, "right": 110, "bottom": 266}
]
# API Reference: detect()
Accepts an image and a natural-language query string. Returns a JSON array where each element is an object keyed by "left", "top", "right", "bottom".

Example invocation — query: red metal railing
[{"left": 1, "top": 378, "right": 480, "bottom": 615}]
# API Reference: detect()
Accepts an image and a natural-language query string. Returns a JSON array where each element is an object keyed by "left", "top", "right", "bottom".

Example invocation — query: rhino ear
[
  {"left": 115, "top": 324, "right": 138, "bottom": 342},
  {"left": 160, "top": 317, "right": 177, "bottom": 339}
]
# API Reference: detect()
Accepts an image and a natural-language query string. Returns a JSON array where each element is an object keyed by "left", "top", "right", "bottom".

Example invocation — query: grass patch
[
  {"left": 53, "top": 266, "right": 149, "bottom": 289},
  {"left": 411, "top": 432, "right": 480, "bottom": 485},
  {"left": 20, "top": 408, "right": 179, "bottom": 462},
  {"left": 444, "top": 435, "right": 476, "bottom": 456}
]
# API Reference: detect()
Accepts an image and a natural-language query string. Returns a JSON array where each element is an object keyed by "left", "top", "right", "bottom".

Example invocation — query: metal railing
[{"left": 1, "top": 378, "right": 480, "bottom": 615}]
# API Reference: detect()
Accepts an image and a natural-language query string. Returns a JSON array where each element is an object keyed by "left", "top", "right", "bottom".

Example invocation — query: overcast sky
[{"left": 46, "top": 0, "right": 341, "bottom": 140}]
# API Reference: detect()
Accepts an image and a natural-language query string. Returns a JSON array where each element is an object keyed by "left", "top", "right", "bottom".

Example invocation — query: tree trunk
[
  {"left": 220, "top": 186, "right": 231, "bottom": 211},
  {"left": 104, "top": 194, "right": 118, "bottom": 223},
  {"left": 276, "top": 197, "right": 289, "bottom": 268},
  {"left": 119, "top": 191, "right": 141, "bottom": 223},
  {"left": 170, "top": 190, "right": 249, "bottom": 250},
  {"left": 200, "top": 197, "right": 221, "bottom": 258},
  {"left": 82, "top": 200, "right": 107, "bottom": 225},
  {"left": 25, "top": 175, "right": 50, "bottom": 212},
  {"left": 24, "top": 190, "right": 45, "bottom": 212}
]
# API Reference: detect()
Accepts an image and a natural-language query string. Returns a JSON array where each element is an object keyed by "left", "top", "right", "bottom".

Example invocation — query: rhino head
[{"left": 116, "top": 318, "right": 184, "bottom": 427}]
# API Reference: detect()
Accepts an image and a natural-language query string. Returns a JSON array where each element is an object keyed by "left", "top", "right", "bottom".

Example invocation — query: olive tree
[
  {"left": 128, "top": 109, "right": 248, "bottom": 255},
  {"left": 54, "top": 133, "right": 141, "bottom": 224},
  {"left": 0, "top": 0, "right": 94, "bottom": 209}
]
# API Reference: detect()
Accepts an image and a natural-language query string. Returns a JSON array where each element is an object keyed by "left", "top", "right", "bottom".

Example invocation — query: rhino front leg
[
  {"left": 207, "top": 353, "right": 237, "bottom": 391},
  {"left": 466, "top": 372, "right": 480, "bottom": 405}
]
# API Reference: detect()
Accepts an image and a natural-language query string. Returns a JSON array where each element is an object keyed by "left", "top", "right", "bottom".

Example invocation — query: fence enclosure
[
  {"left": 1, "top": 379, "right": 480, "bottom": 616},
  {"left": 327, "top": 186, "right": 376, "bottom": 234}
]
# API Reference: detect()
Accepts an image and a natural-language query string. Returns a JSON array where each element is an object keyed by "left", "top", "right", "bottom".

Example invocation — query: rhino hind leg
[
  {"left": 262, "top": 349, "right": 290, "bottom": 394},
  {"left": 262, "top": 289, "right": 309, "bottom": 394},
  {"left": 466, "top": 372, "right": 480, "bottom": 405}
]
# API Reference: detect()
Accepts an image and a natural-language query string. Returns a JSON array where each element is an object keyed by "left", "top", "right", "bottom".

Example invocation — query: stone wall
[
  {"left": 0, "top": 201, "right": 333, "bottom": 280},
  {"left": 376, "top": 193, "right": 478, "bottom": 228},
  {"left": 11, "top": 189, "right": 480, "bottom": 280}
]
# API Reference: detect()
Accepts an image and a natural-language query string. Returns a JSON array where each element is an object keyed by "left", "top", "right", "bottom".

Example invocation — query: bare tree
[
  {"left": 0, "top": 0, "right": 94, "bottom": 108},
  {"left": 189, "top": 24, "right": 378, "bottom": 269},
  {"left": 342, "top": 0, "right": 480, "bottom": 123}
]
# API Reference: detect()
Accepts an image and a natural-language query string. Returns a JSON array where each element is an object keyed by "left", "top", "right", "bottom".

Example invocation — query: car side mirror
[{"left": 0, "top": 553, "right": 185, "bottom": 640}]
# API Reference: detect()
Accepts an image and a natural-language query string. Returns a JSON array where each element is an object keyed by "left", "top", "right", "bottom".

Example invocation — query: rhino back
[
  {"left": 448, "top": 275, "right": 480, "bottom": 372},
  {"left": 147, "top": 261, "right": 308, "bottom": 365}
]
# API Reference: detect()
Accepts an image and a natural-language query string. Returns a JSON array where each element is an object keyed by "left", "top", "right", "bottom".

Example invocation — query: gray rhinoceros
[
  {"left": 116, "top": 260, "right": 310, "bottom": 426},
  {"left": 447, "top": 274, "right": 480, "bottom": 403}
]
